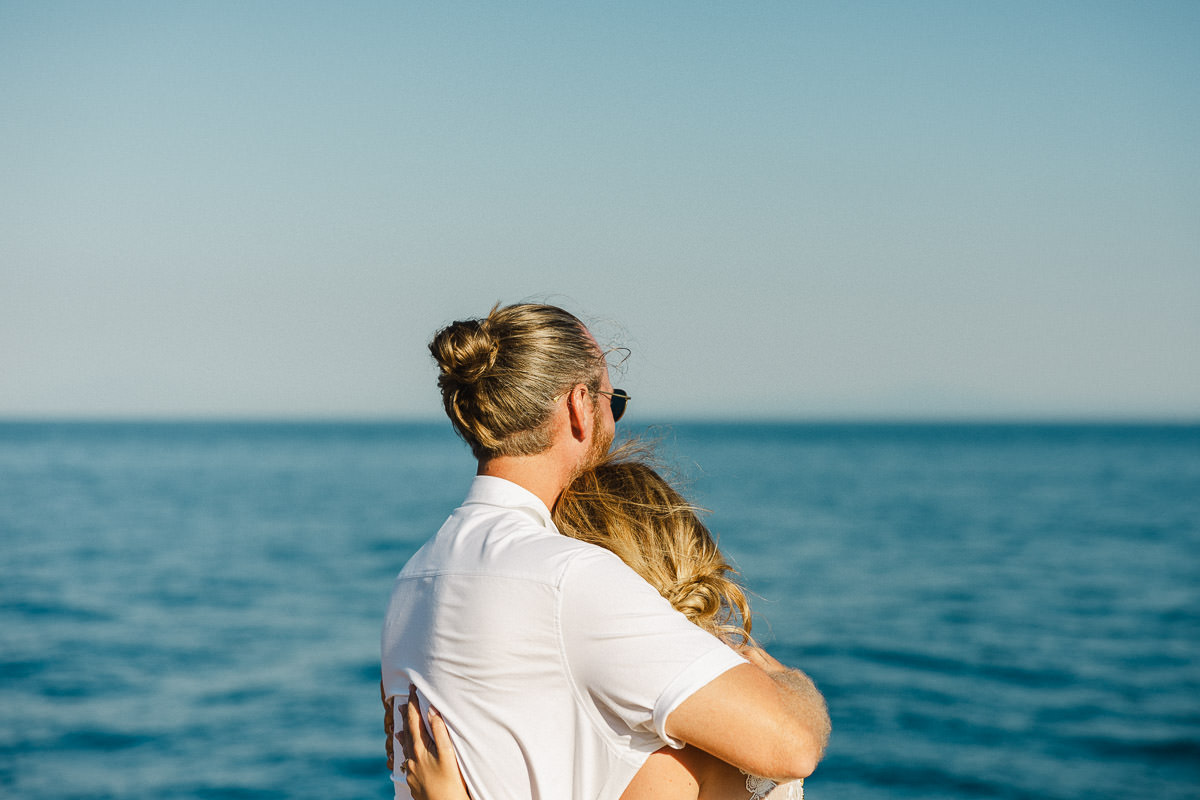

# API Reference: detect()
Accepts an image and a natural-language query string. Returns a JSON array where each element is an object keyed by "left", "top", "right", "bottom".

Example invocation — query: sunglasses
[{"left": 595, "top": 388, "right": 631, "bottom": 422}]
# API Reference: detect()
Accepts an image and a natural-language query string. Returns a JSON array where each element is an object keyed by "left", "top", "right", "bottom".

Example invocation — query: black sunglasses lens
[{"left": 610, "top": 389, "right": 627, "bottom": 422}]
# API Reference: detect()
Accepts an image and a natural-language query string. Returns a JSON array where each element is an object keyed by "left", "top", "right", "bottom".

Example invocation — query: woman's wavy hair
[
  {"left": 553, "top": 444, "right": 754, "bottom": 645},
  {"left": 429, "top": 303, "right": 604, "bottom": 460}
]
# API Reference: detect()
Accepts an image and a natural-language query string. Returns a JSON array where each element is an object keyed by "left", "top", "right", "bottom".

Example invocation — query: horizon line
[{"left": 1, "top": 414, "right": 1197, "bottom": 427}]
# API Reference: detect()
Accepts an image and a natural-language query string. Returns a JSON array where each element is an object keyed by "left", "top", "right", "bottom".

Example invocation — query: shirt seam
[{"left": 394, "top": 569, "right": 565, "bottom": 587}]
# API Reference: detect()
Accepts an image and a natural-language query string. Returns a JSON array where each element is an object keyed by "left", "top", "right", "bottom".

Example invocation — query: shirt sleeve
[{"left": 558, "top": 547, "right": 748, "bottom": 749}]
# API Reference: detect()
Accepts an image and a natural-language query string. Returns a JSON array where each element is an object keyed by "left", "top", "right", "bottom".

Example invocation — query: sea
[{"left": 1, "top": 421, "right": 1197, "bottom": 800}]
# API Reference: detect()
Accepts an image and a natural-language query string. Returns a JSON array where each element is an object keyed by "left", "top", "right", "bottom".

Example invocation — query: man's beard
[{"left": 582, "top": 404, "right": 613, "bottom": 470}]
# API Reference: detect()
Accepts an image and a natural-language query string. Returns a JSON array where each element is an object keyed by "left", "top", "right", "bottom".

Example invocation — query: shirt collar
[{"left": 461, "top": 475, "right": 555, "bottom": 529}]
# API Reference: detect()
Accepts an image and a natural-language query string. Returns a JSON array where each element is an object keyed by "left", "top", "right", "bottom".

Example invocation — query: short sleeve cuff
[{"left": 651, "top": 644, "right": 748, "bottom": 749}]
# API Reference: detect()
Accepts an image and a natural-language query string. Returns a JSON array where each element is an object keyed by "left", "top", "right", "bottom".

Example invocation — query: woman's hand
[{"left": 400, "top": 684, "right": 472, "bottom": 800}]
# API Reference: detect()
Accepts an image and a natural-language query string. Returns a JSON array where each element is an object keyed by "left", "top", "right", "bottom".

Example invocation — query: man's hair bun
[{"left": 430, "top": 319, "right": 500, "bottom": 387}]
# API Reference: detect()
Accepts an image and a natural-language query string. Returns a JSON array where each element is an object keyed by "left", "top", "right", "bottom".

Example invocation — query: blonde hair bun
[{"left": 430, "top": 319, "right": 500, "bottom": 386}]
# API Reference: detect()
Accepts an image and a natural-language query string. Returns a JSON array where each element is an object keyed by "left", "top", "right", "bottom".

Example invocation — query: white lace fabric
[{"left": 742, "top": 771, "right": 804, "bottom": 800}]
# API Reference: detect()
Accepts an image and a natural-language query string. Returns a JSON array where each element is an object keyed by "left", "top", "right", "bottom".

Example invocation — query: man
[{"left": 381, "top": 303, "right": 828, "bottom": 799}]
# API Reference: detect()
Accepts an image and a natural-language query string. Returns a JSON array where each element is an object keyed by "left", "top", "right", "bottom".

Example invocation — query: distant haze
[{"left": 2, "top": 2, "right": 1197, "bottom": 420}]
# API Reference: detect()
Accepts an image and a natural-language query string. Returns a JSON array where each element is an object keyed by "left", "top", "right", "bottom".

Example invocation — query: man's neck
[{"left": 477, "top": 453, "right": 574, "bottom": 512}]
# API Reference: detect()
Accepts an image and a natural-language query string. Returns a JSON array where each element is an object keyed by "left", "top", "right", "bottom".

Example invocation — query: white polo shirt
[{"left": 381, "top": 475, "right": 746, "bottom": 800}]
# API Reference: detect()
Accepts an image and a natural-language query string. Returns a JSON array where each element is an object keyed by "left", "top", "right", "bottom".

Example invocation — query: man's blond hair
[{"left": 429, "top": 303, "right": 604, "bottom": 460}]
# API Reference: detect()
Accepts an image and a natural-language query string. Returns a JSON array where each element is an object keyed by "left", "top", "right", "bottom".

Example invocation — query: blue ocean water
[{"left": 1, "top": 422, "right": 1197, "bottom": 800}]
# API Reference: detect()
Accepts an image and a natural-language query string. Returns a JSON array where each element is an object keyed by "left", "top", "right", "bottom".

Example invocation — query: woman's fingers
[
  {"left": 420, "top": 703, "right": 437, "bottom": 754},
  {"left": 405, "top": 761, "right": 422, "bottom": 798},
  {"left": 405, "top": 684, "right": 427, "bottom": 760},
  {"left": 427, "top": 707, "right": 458, "bottom": 768}
]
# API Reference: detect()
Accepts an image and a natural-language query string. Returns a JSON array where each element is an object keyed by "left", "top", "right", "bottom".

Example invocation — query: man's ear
[{"left": 565, "top": 384, "right": 592, "bottom": 443}]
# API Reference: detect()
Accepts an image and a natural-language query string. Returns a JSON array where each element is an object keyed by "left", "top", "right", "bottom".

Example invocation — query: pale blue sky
[{"left": 2, "top": 1, "right": 1197, "bottom": 420}]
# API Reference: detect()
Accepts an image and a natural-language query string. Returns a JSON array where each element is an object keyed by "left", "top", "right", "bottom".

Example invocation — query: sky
[{"left": 2, "top": 1, "right": 1197, "bottom": 421}]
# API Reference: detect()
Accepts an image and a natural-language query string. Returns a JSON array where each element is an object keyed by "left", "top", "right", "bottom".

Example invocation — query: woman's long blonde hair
[{"left": 553, "top": 445, "right": 754, "bottom": 645}]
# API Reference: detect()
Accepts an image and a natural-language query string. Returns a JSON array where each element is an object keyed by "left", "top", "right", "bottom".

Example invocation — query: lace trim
[{"left": 742, "top": 771, "right": 804, "bottom": 800}]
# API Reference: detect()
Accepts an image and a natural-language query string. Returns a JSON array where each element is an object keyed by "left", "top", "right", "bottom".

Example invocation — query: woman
[{"left": 389, "top": 448, "right": 820, "bottom": 800}]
